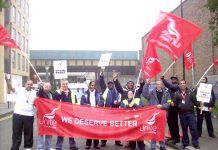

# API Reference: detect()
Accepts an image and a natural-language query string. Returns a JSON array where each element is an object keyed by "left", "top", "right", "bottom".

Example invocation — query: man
[
  {"left": 36, "top": 82, "right": 55, "bottom": 150},
  {"left": 99, "top": 70, "right": 123, "bottom": 147},
  {"left": 161, "top": 75, "right": 180, "bottom": 144},
  {"left": 194, "top": 77, "right": 216, "bottom": 138},
  {"left": 53, "top": 80, "right": 78, "bottom": 150},
  {"left": 174, "top": 80, "right": 200, "bottom": 149},
  {"left": 6, "top": 79, "right": 36, "bottom": 150},
  {"left": 120, "top": 90, "right": 145, "bottom": 150},
  {"left": 112, "top": 70, "right": 144, "bottom": 100},
  {"left": 142, "top": 79, "right": 171, "bottom": 150},
  {"left": 80, "top": 81, "right": 104, "bottom": 149}
]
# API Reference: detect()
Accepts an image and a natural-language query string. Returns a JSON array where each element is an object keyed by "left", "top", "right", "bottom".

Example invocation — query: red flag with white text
[
  {"left": 0, "top": 24, "right": 20, "bottom": 49},
  {"left": 214, "top": 58, "right": 218, "bottom": 66},
  {"left": 184, "top": 44, "right": 195, "bottom": 70},
  {"left": 142, "top": 43, "right": 162, "bottom": 79},
  {"left": 146, "top": 12, "right": 203, "bottom": 60},
  {"left": 35, "top": 98, "right": 166, "bottom": 141}
]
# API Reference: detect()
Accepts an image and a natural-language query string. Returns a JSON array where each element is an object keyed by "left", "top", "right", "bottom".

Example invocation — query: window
[
  {"left": 25, "top": 39, "right": 28, "bottom": 53},
  {"left": 12, "top": 51, "right": 16, "bottom": 69},
  {"left": 17, "top": 0, "right": 21, "bottom": 6},
  {"left": 17, "top": 12, "right": 21, "bottom": 27},
  {"left": 21, "top": 36, "right": 24, "bottom": 51},
  {"left": 22, "top": 56, "right": 25, "bottom": 71},
  {"left": 25, "top": 22, "right": 29, "bottom": 34},
  {"left": 17, "top": 32, "right": 20, "bottom": 46},
  {"left": 11, "top": 6, "right": 16, "bottom": 23},
  {"left": 21, "top": 0, "right": 25, "bottom": 11},
  {"left": 22, "top": 17, "right": 25, "bottom": 31},
  {"left": 17, "top": 53, "right": 20, "bottom": 70},
  {"left": 26, "top": 3, "right": 29, "bottom": 17},
  {"left": 11, "top": 28, "right": 16, "bottom": 41}
]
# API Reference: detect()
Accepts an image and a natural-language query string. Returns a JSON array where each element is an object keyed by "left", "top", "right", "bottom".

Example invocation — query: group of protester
[{"left": 5, "top": 70, "right": 216, "bottom": 150}]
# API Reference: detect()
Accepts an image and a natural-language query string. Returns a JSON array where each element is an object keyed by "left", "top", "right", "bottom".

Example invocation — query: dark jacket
[
  {"left": 36, "top": 87, "right": 54, "bottom": 99},
  {"left": 162, "top": 79, "right": 179, "bottom": 101},
  {"left": 80, "top": 89, "right": 104, "bottom": 107},
  {"left": 174, "top": 89, "right": 200, "bottom": 113},
  {"left": 193, "top": 88, "right": 216, "bottom": 108},
  {"left": 142, "top": 83, "right": 171, "bottom": 110},
  {"left": 53, "top": 88, "right": 77, "bottom": 103},
  {"left": 113, "top": 79, "right": 144, "bottom": 101},
  {"left": 99, "top": 75, "right": 120, "bottom": 108}
]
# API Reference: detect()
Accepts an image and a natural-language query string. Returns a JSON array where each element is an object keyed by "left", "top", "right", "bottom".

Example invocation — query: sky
[{"left": 29, "top": 0, "right": 182, "bottom": 51}]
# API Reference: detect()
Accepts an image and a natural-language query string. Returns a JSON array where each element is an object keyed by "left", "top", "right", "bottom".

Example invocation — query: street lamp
[{"left": 45, "top": 66, "right": 49, "bottom": 82}]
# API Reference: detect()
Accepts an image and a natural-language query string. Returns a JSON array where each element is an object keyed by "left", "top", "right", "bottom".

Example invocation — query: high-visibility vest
[
  {"left": 102, "top": 88, "right": 121, "bottom": 106},
  {"left": 122, "top": 98, "right": 140, "bottom": 107},
  {"left": 71, "top": 91, "right": 77, "bottom": 104}
]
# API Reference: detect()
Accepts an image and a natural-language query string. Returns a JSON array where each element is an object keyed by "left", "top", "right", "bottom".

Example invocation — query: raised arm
[
  {"left": 142, "top": 83, "right": 151, "bottom": 100},
  {"left": 112, "top": 70, "right": 124, "bottom": 94},
  {"left": 162, "top": 79, "right": 179, "bottom": 91},
  {"left": 99, "top": 71, "right": 107, "bottom": 92}
]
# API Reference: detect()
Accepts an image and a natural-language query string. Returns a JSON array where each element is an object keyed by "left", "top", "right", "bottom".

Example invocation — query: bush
[{"left": 212, "top": 100, "right": 218, "bottom": 115}]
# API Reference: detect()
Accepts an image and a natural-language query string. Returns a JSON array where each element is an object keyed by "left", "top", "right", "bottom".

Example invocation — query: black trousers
[
  {"left": 101, "top": 140, "right": 121, "bottom": 145},
  {"left": 129, "top": 141, "right": 145, "bottom": 150},
  {"left": 196, "top": 108, "right": 214, "bottom": 136},
  {"left": 11, "top": 113, "right": 34, "bottom": 150},
  {"left": 167, "top": 107, "right": 180, "bottom": 141},
  {"left": 86, "top": 139, "right": 99, "bottom": 147}
]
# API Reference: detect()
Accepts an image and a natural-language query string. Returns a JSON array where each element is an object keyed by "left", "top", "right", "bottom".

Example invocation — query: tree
[{"left": 206, "top": 0, "right": 218, "bottom": 47}]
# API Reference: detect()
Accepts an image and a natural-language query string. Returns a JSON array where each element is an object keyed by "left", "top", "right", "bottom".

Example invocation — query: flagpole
[
  {"left": 195, "top": 63, "right": 214, "bottom": 87},
  {"left": 191, "top": 64, "right": 195, "bottom": 86},
  {"left": 20, "top": 51, "right": 42, "bottom": 82},
  {"left": 133, "top": 69, "right": 142, "bottom": 98},
  {"left": 162, "top": 61, "right": 176, "bottom": 76}
]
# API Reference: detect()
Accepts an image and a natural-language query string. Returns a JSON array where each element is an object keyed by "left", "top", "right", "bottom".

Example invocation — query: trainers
[
  {"left": 25, "top": 148, "right": 31, "bottom": 150},
  {"left": 160, "top": 147, "right": 167, "bottom": 150},
  {"left": 70, "top": 147, "right": 79, "bottom": 150},
  {"left": 193, "top": 144, "right": 200, "bottom": 149}
]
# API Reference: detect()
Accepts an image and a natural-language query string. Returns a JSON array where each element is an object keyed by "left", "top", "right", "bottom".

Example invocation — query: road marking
[{"left": 0, "top": 115, "right": 12, "bottom": 122}]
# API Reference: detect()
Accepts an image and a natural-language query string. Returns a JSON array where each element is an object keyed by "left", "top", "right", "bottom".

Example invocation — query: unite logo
[
  {"left": 39, "top": 108, "right": 59, "bottom": 129},
  {"left": 139, "top": 112, "right": 160, "bottom": 134}
]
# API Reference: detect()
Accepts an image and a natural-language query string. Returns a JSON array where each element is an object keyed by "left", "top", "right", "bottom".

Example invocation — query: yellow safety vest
[
  {"left": 123, "top": 98, "right": 140, "bottom": 107},
  {"left": 71, "top": 91, "right": 77, "bottom": 104}
]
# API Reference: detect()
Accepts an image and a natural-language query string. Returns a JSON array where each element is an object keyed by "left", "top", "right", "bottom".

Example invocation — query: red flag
[
  {"left": 147, "top": 12, "right": 203, "bottom": 61},
  {"left": 184, "top": 44, "right": 195, "bottom": 70},
  {"left": 214, "top": 58, "right": 218, "bottom": 66},
  {"left": 0, "top": 24, "right": 20, "bottom": 49},
  {"left": 35, "top": 98, "right": 166, "bottom": 141},
  {"left": 142, "top": 43, "right": 162, "bottom": 79}
]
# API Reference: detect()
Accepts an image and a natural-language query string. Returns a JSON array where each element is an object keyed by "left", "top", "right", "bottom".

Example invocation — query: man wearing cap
[
  {"left": 161, "top": 75, "right": 180, "bottom": 144},
  {"left": 112, "top": 70, "right": 144, "bottom": 100},
  {"left": 99, "top": 70, "right": 123, "bottom": 147}
]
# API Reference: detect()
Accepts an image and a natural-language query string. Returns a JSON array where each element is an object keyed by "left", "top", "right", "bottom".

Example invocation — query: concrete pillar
[{"left": 0, "top": 10, "right": 5, "bottom": 103}]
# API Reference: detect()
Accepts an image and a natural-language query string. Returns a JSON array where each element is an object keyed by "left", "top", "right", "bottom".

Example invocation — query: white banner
[
  {"left": 53, "top": 60, "right": 68, "bottom": 79},
  {"left": 98, "top": 53, "right": 112, "bottom": 67},
  {"left": 197, "top": 83, "right": 212, "bottom": 103}
]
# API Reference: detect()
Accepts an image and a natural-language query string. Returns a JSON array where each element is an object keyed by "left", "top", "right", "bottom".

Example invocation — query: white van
[{"left": 68, "top": 83, "right": 88, "bottom": 104}]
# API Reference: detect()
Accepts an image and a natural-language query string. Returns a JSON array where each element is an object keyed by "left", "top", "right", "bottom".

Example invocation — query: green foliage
[
  {"left": 141, "top": 96, "right": 149, "bottom": 107},
  {"left": 206, "top": 0, "right": 218, "bottom": 47},
  {"left": 0, "top": 0, "right": 9, "bottom": 11},
  {"left": 212, "top": 100, "right": 218, "bottom": 115}
]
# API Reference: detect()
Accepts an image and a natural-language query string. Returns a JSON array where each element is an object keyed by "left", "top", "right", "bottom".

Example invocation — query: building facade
[{"left": 0, "top": 0, "right": 30, "bottom": 103}]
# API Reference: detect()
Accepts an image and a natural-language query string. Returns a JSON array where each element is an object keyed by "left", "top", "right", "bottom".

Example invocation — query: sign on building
[{"left": 53, "top": 60, "right": 68, "bottom": 79}]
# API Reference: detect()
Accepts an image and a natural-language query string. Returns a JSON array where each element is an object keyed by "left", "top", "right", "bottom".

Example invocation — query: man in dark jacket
[
  {"left": 174, "top": 79, "right": 200, "bottom": 150},
  {"left": 142, "top": 79, "right": 171, "bottom": 150},
  {"left": 112, "top": 70, "right": 144, "bottom": 100},
  {"left": 99, "top": 71, "right": 123, "bottom": 147},
  {"left": 193, "top": 77, "right": 216, "bottom": 138},
  {"left": 53, "top": 80, "right": 78, "bottom": 150},
  {"left": 36, "top": 82, "right": 55, "bottom": 150},
  {"left": 80, "top": 81, "right": 104, "bottom": 149},
  {"left": 161, "top": 75, "right": 180, "bottom": 144}
]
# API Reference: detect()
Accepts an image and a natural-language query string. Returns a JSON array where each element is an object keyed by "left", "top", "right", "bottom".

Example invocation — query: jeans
[
  {"left": 151, "top": 141, "right": 165, "bottom": 149},
  {"left": 37, "top": 135, "right": 52, "bottom": 150},
  {"left": 56, "top": 136, "right": 76, "bottom": 149}
]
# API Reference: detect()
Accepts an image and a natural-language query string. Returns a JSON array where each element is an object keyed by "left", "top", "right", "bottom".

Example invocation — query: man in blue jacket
[
  {"left": 142, "top": 79, "right": 171, "bottom": 150},
  {"left": 120, "top": 90, "right": 145, "bottom": 150},
  {"left": 99, "top": 71, "right": 123, "bottom": 147},
  {"left": 53, "top": 80, "right": 78, "bottom": 150},
  {"left": 80, "top": 81, "right": 104, "bottom": 149}
]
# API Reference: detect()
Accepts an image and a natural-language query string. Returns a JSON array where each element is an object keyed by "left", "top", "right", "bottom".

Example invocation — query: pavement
[{"left": 0, "top": 104, "right": 218, "bottom": 150}]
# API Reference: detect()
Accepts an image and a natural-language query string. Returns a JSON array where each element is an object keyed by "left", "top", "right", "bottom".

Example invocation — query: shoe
[
  {"left": 70, "top": 146, "right": 79, "bottom": 150},
  {"left": 180, "top": 145, "right": 187, "bottom": 150},
  {"left": 160, "top": 147, "right": 167, "bottom": 150},
  {"left": 193, "top": 144, "right": 200, "bottom": 149},
  {"left": 209, "top": 134, "right": 216, "bottom": 138},
  {"left": 170, "top": 139, "right": 180, "bottom": 144},
  {"left": 50, "top": 148, "right": 55, "bottom": 150},
  {"left": 100, "top": 143, "right": 106, "bottom": 147},
  {"left": 166, "top": 138, "right": 174, "bottom": 141},
  {"left": 85, "top": 146, "right": 90, "bottom": 149},
  {"left": 25, "top": 149, "right": 31, "bottom": 150},
  {"left": 151, "top": 148, "right": 156, "bottom": 150},
  {"left": 115, "top": 142, "right": 123, "bottom": 147},
  {"left": 94, "top": 146, "right": 100, "bottom": 149}
]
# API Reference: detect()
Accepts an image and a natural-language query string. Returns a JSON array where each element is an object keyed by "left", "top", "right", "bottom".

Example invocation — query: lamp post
[
  {"left": 45, "top": 66, "right": 49, "bottom": 82},
  {"left": 180, "top": 0, "right": 185, "bottom": 80}
]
